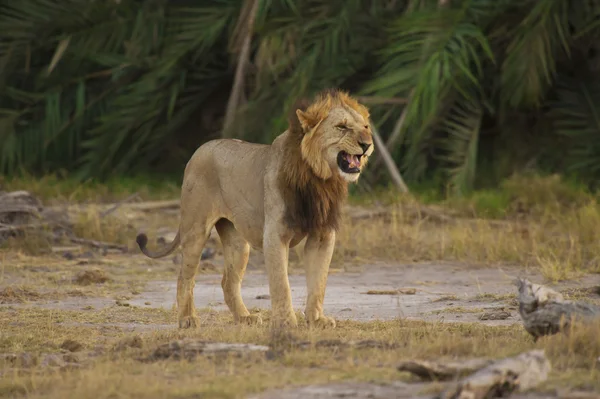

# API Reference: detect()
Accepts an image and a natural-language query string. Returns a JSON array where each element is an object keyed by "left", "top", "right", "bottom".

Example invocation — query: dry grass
[
  {"left": 71, "top": 207, "right": 137, "bottom": 245},
  {"left": 0, "top": 307, "right": 598, "bottom": 398},
  {"left": 3, "top": 173, "right": 600, "bottom": 282},
  {"left": 335, "top": 178, "right": 600, "bottom": 282}
]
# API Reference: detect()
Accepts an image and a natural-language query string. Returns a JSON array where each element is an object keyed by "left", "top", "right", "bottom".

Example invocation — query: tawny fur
[{"left": 136, "top": 88, "right": 374, "bottom": 330}]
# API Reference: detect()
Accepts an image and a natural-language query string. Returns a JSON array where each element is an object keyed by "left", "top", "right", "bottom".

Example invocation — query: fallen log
[
  {"left": 516, "top": 278, "right": 600, "bottom": 341},
  {"left": 438, "top": 350, "right": 551, "bottom": 399},
  {"left": 0, "top": 191, "right": 43, "bottom": 223},
  {"left": 397, "top": 358, "right": 492, "bottom": 381}
]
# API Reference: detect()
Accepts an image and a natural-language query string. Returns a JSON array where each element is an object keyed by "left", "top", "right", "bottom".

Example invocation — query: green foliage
[{"left": 2, "top": 0, "right": 600, "bottom": 195}]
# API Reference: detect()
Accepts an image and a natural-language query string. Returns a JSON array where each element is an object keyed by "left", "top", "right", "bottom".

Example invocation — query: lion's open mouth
[{"left": 337, "top": 151, "right": 362, "bottom": 174}]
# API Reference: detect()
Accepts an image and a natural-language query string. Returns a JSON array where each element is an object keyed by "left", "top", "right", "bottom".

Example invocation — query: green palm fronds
[{"left": 1, "top": 0, "right": 600, "bottom": 193}]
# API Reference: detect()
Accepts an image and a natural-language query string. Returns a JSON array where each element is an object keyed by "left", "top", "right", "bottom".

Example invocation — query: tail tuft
[{"left": 136, "top": 233, "right": 148, "bottom": 250}]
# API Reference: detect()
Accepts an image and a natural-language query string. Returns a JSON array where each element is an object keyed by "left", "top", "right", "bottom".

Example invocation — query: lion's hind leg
[
  {"left": 215, "top": 219, "right": 262, "bottom": 326},
  {"left": 177, "top": 222, "right": 211, "bottom": 329}
]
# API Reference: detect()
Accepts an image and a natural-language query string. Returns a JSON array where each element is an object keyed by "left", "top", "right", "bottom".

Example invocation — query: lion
[{"left": 135, "top": 88, "right": 374, "bottom": 329}]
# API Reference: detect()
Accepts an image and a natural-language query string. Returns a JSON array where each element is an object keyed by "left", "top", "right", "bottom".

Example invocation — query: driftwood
[
  {"left": 397, "top": 358, "right": 492, "bottom": 381},
  {"left": 222, "top": 0, "right": 260, "bottom": 138},
  {"left": 438, "top": 350, "right": 551, "bottom": 399},
  {"left": 516, "top": 279, "right": 600, "bottom": 341},
  {"left": 0, "top": 190, "right": 128, "bottom": 252},
  {"left": 369, "top": 122, "right": 410, "bottom": 193},
  {"left": 0, "top": 191, "right": 46, "bottom": 241},
  {"left": 0, "top": 191, "right": 43, "bottom": 222}
]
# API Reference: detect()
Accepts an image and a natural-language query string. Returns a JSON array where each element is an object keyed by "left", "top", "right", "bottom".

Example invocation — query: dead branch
[
  {"left": 128, "top": 199, "right": 180, "bottom": 211},
  {"left": 439, "top": 350, "right": 551, "bottom": 399},
  {"left": 516, "top": 279, "right": 600, "bottom": 341},
  {"left": 0, "top": 222, "right": 52, "bottom": 234},
  {"left": 369, "top": 122, "right": 410, "bottom": 193},
  {"left": 222, "top": 0, "right": 260, "bottom": 138},
  {"left": 99, "top": 192, "right": 140, "bottom": 218},
  {"left": 69, "top": 237, "right": 128, "bottom": 253}
]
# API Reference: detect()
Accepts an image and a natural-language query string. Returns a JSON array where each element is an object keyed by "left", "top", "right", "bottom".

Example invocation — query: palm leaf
[
  {"left": 363, "top": 3, "right": 493, "bottom": 181},
  {"left": 438, "top": 93, "right": 483, "bottom": 195},
  {"left": 552, "top": 74, "right": 600, "bottom": 179},
  {"left": 500, "top": 0, "right": 571, "bottom": 109}
]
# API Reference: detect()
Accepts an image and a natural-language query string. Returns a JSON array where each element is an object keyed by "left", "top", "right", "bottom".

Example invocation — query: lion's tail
[{"left": 136, "top": 231, "right": 180, "bottom": 259}]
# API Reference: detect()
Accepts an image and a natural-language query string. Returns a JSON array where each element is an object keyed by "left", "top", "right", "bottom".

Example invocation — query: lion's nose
[{"left": 358, "top": 142, "right": 371, "bottom": 154}]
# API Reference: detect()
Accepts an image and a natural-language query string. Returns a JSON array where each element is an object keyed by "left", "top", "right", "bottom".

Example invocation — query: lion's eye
[{"left": 336, "top": 124, "right": 348, "bottom": 130}]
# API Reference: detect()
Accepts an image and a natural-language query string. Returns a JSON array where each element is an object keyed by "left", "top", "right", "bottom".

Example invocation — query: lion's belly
[{"left": 224, "top": 213, "right": 265, "bottom": 249}]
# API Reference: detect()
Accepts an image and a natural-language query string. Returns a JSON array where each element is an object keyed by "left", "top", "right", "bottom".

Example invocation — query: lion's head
[
  {"left": 280, "top": 89, "right": 373, "bottom": 233},
  {"left": 292, "top": 89, "right": 374, "bottom": 183}
]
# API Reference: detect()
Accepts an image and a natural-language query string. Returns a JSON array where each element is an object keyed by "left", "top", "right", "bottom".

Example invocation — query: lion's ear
[{"left": 296, "top": 109, "right": 314, "bottom": 133}]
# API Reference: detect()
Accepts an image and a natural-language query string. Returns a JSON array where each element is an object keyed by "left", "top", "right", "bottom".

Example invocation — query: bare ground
[{"left": 13, "top": 260, "right": 599, "bottom": 329}]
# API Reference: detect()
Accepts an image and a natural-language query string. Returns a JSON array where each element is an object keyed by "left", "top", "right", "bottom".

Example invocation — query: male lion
[{"left": 136, "top": 89, "right": 374, "bottom": 329}]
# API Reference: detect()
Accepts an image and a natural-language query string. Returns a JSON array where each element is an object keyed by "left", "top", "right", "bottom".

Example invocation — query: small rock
[
  {"left": 115, "top": 300, "right": 130, "bottom": 307},
  {"left": 144, "top": 302, "right": 151, "bottom": 306},
  {"left": 60, "top": 339, "right": 83, "bottom": 352},
  {"left": 74, "top": 269, "right": 110, "bottom": 286},
  {"left": 256, "top": 294, "right": 270, "bottom": 300},
  {"left": 479, "top": 311, "right": 511, "bottom": 321},
  {"left": 62, "top": 252, "right": 75, "bottom": 260}
]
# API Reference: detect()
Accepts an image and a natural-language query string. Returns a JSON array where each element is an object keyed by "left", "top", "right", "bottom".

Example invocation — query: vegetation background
[{"left": 1, "top": 0, "right": 600, "bottom": 198}]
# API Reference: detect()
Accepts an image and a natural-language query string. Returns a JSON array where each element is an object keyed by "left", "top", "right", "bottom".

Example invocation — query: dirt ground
[
  {"left": 9, "top": 259, "right": 600, "bottom": 328},
  {"left": 2, "top": 199, "right": 600, "bottom": 399}
]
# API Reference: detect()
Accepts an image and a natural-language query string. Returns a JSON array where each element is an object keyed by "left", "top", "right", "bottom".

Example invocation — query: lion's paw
[
  {"left": 239, "top": 314, "right": 263, "bottom": 326},
  {"left": 308, "top": 315, "right": 336, "bottom": 329},
  {"left": 178, "top": 315, "right": 200, "bottom": 329}
]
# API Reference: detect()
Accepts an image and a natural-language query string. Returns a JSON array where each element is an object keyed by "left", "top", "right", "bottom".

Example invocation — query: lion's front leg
[
  {"left": 304, "top": 230, "right": 336, "bottom": 329},
  {"left": 263, "top": 226, "right": 298, "bottom": 328}
]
